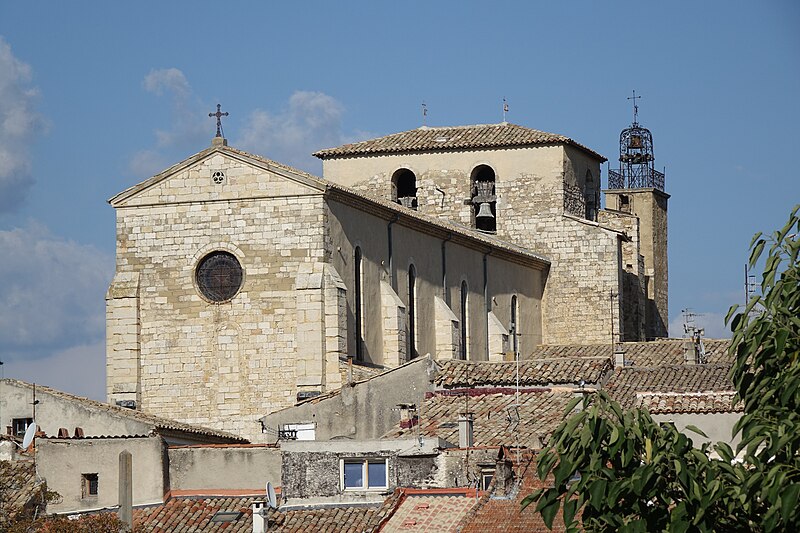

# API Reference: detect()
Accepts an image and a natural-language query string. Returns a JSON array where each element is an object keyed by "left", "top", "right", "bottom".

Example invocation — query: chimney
[
  {"left": 458, "top": 413, "right": 474, "bottom": 448},
  {"left": 613, "top": 347, "right": 626, "bottom": 368},
  {"left": 397, "top": 403, "right": 418, "bottom": 429},
  {"left": 252, "top": 502, "right": 267, "bottom": 533},
  {"left": 118, "top": 450, "right": 133, "bottom": 530}
]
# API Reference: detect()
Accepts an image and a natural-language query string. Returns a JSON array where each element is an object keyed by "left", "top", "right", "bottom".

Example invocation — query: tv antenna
[
  {"left": 502, "top": 97, "right": 509, "bottom": 123},
  {"left": 421, "top": 102, "right": 428, "bottom": 127}
]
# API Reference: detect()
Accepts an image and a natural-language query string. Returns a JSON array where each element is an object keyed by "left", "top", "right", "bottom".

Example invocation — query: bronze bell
[{"left": 476, "top": 203, "right": 494, "bottom": 219}]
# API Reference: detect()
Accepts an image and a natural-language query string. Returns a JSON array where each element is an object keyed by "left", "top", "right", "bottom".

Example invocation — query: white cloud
[
  {"left": 130, "top": 68, "right": 208, "bottom": 177},
  {"left": 0, "top": 223, "right": 113, "bottom": 360},
  {"left": 236, "top": 91, "right": 348, "bottom": 173},
  {"left": 668, "top": 311, "right": 731, "bottom": 339},
  {"left": 3, "top": 341, "right": 106, "bottom": 401},
  {"left": 0, "top": 37, "right": 47, "bottom": 213}
]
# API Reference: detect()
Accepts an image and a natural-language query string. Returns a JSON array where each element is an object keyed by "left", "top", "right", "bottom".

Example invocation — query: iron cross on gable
[{"left": 209, "top": 104, "right": 229, "bottom": 138}]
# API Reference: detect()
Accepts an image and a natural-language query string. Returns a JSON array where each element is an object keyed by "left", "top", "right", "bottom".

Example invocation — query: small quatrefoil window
[{"left": 212, "top": 171, "right": 226, "bottom": 184}]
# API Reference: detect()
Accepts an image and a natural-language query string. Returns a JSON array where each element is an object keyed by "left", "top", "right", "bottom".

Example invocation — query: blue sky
[{"left": 0, "top": 1, "right": 797, "bottom": 400}]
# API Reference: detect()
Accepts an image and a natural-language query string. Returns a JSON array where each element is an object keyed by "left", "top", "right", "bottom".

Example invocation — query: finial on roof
[
  {"left": 209, "top": 103, "right": 229, "bottom": 144},
  {"left": 627, "top": 90, "right": 641, "bottom": 126},
  {"left": 502, "top": 97, "right": 509, "bottom": 124},
  {"left": 421, "top": 102, "right": 428, "bottom": 127}
]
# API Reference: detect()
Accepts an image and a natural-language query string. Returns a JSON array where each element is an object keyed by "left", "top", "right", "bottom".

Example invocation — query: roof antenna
[
  {"left": 502, "top": 97, "right": 509, "bottom": 124},
  {"left": 421, "top": 102, "right": 428, "bottom": 127}
]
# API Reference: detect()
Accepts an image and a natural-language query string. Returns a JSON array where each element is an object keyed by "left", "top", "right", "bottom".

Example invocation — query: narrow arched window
[
  {"left": 471, "top": 165, "right": 496, "bottom": 232},
  {"left": 408, "top": 264, "right": 417, "bottom": 360},
  {"left": 354, "top": 247, "right": 364, "bottom": 360},
  {"left": 460, "top": 281, "right": 469, "bottom": 360},
  {"left": 510, "top": 295, "right": 519, "bottom": 356},
  {"left": 392, "top": 169, "right": 417, "bottom": 209}
]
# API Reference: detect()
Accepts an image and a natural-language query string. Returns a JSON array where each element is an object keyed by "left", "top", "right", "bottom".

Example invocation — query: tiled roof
[
  {"left": 435, "top": 358, "right": 611, "bottom": 389},
  {"left": 313, "top": 123, "right": 606, "bottom": 162},
  {"left": 0, "top": 461, "right": 46, "bottom": 527},
  {"left": 135, "top": 495, "right": 400, "bottom": 532},
  {"left": 134, "top": 496, "right": 257, "bottom": 532},
  {"left": 3, "top": 379, "right": 246, "bottom": 443},
  {"left": 379, "top": 490, "right": 480, "bottom": 532},
  {"left": 636, "top": 391, "right": 742, "bottom": 414},
  {"left": 528, "top": 339, "right": 732, "bottom": 367},
  {"left": 459, "top": 453, "right": 566, "bottom": 532},
  {"left": 384, "top": 389, "right": 575, "bottom": 448},
  {"left": 604, "top": 364, "right": 733, "bottom": 408}
]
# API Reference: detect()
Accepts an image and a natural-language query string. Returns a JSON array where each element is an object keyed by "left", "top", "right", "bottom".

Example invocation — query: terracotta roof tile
[
  {"left": 380, "top": 492, "right": 480, "bottom": 532},
  {"left": 459, "top": 453, "right": 567, "bottom": 532},
  {"left": 0, "top": 461, "right": 46, "bottom": 527},
  {"left": 636, "top": 391, "right": 742, "bottom": 414},
  {"left": 384, "top": 389, "right": 575, "bottom": 448},
  {"left": 436, "top": 358, "right": 611, "bottom": 389},
  {"left": 528, "top": 339, "right": 732, "bottom": 367},
  {"left": 604, "top": 364, "right": 733, "bottom": 408},
  {"left": 313, "top": 123, "right": 606, "bottom": 162},
  {"left": 135, "top": 495, "right": 400, "bottom": 532}
]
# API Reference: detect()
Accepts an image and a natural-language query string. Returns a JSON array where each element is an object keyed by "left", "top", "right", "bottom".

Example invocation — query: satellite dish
[
  {"left": 21, "top": 422, "right": 36, "bottom": 449},
  {"left": 266, "top": 482, "right": 277, "bottom": 509}
]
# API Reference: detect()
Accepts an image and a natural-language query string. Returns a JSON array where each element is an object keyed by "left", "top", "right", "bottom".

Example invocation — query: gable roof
[
  {"left": 109, "top": 143, "right": 550, "bottom": 269},
  {"left": 528, "top": 339, "right": 733, "bottom": 367},
  {"left": 384, "top": 388, "right": 575, "bottom": 448},
  {"left": 435, "top": 357, "right": 612, "bottom": 389},
  {"left": 604, "top": 364, "right": 733, "bottom": 408},
  {"left": 313, "top": 122, "right": 606, "bottom": 162},
  {"left": 109, "top": 144, "right": 326, "bottom": 207},
  {"left": 2, "top": 379, "right": 246, "bottom": 443}
]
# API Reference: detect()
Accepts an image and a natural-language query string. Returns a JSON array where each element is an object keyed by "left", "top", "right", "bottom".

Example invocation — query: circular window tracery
[{"left": 195, "top": 251, "right": 243, "bottom": 302}]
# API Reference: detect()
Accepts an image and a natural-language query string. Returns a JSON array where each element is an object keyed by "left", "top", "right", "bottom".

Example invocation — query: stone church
[{"left": 106, "top": 118, "right": 668, "bottom": 442}]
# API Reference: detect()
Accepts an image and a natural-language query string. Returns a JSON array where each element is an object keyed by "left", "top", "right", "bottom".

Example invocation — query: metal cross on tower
[
  {"left": 627, "top": 90, "right": 641, "bottom": 126},
  {"left": 209, "top": 104, "right": 229, "bottom": 138}
]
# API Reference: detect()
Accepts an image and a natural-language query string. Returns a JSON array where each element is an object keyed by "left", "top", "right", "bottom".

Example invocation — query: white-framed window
[{"left": 340, "top": 458, "right": 388, "bottom": 491}]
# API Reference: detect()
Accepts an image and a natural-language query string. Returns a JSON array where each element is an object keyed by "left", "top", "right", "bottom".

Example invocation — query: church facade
[{"left": 106, "top": 121, "right": 668, "bottom": 442}]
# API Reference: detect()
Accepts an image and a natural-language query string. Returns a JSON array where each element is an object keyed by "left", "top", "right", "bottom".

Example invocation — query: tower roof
[{"left": 313, "top": 122, "right": 606, "bottom": 161}]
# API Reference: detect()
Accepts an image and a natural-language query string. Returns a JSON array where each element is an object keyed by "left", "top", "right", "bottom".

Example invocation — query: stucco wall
[
  {"left": 167, "top": 445, "right": 281, "bottom": 492},
  {"left": 38, "top": 436, "right": 166, "bottom": 514},
  {"left": 259, "top": 357, "right": 435, "bottom": 442},
  {"left": 651, "top": 412, "right": 741, "bottom": 449},
  {"left": 0, "top": 380, "right": 153, "bottom": 439}
]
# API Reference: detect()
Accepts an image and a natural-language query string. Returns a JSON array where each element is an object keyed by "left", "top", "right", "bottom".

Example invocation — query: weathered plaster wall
[
  {"left": 259, "top": 357, "right": 435, "bottom": 442},
  {"left": 38, "top": 436, "right": 166, "bottom": 514},
  {"left": 167, "top": 445, "right": 281, "bottom": 492}
]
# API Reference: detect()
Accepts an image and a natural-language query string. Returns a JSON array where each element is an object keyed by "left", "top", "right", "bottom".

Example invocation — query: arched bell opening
[
  {"left": 392, "top": 169, "right": 417, "bottom": 209},
  {"left": 470, "top": 165, "right": 496, "bottom": 232}
]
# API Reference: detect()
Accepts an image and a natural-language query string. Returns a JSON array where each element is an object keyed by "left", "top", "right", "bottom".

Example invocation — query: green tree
[{"left": 523, "top": 205, "right": 799, "bottom": 532}]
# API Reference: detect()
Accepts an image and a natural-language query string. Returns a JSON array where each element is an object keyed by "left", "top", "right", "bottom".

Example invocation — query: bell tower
[{"left": 605, "top": 92, "right": 669, "bottom": 339}]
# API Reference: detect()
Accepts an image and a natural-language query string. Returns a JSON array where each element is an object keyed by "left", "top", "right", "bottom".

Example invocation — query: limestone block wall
[
  {"left": 106, "top": 272, "right": 141, "bottom": 406},
  {"left": 108, "top": 151, "right": 331, "bottom": 442},
  {"left": 434, "top": 296, "right": 460, "bottom": 361},
  {"left": 599, "top": 210, "right": 646, "bottom": 341},
  {"left": 321, "top": 145, "right": 619, "bottom": 346},
  {"left": 380, "top": 281, "right": 407, "bottom": 367},
  {"left": 487, "top": 311, "right": 510, "bottom": 361}
]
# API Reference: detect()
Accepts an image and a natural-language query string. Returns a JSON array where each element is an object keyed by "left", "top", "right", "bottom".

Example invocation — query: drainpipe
[
  {"left": 441, "top": 233, "right": 452, "bottom": 304},
  {"left": 387, "top": 214, "right": 399, "bottom": 290},
  {"left": 483, "top": 249, "right": 492, "bottom": 361}
]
